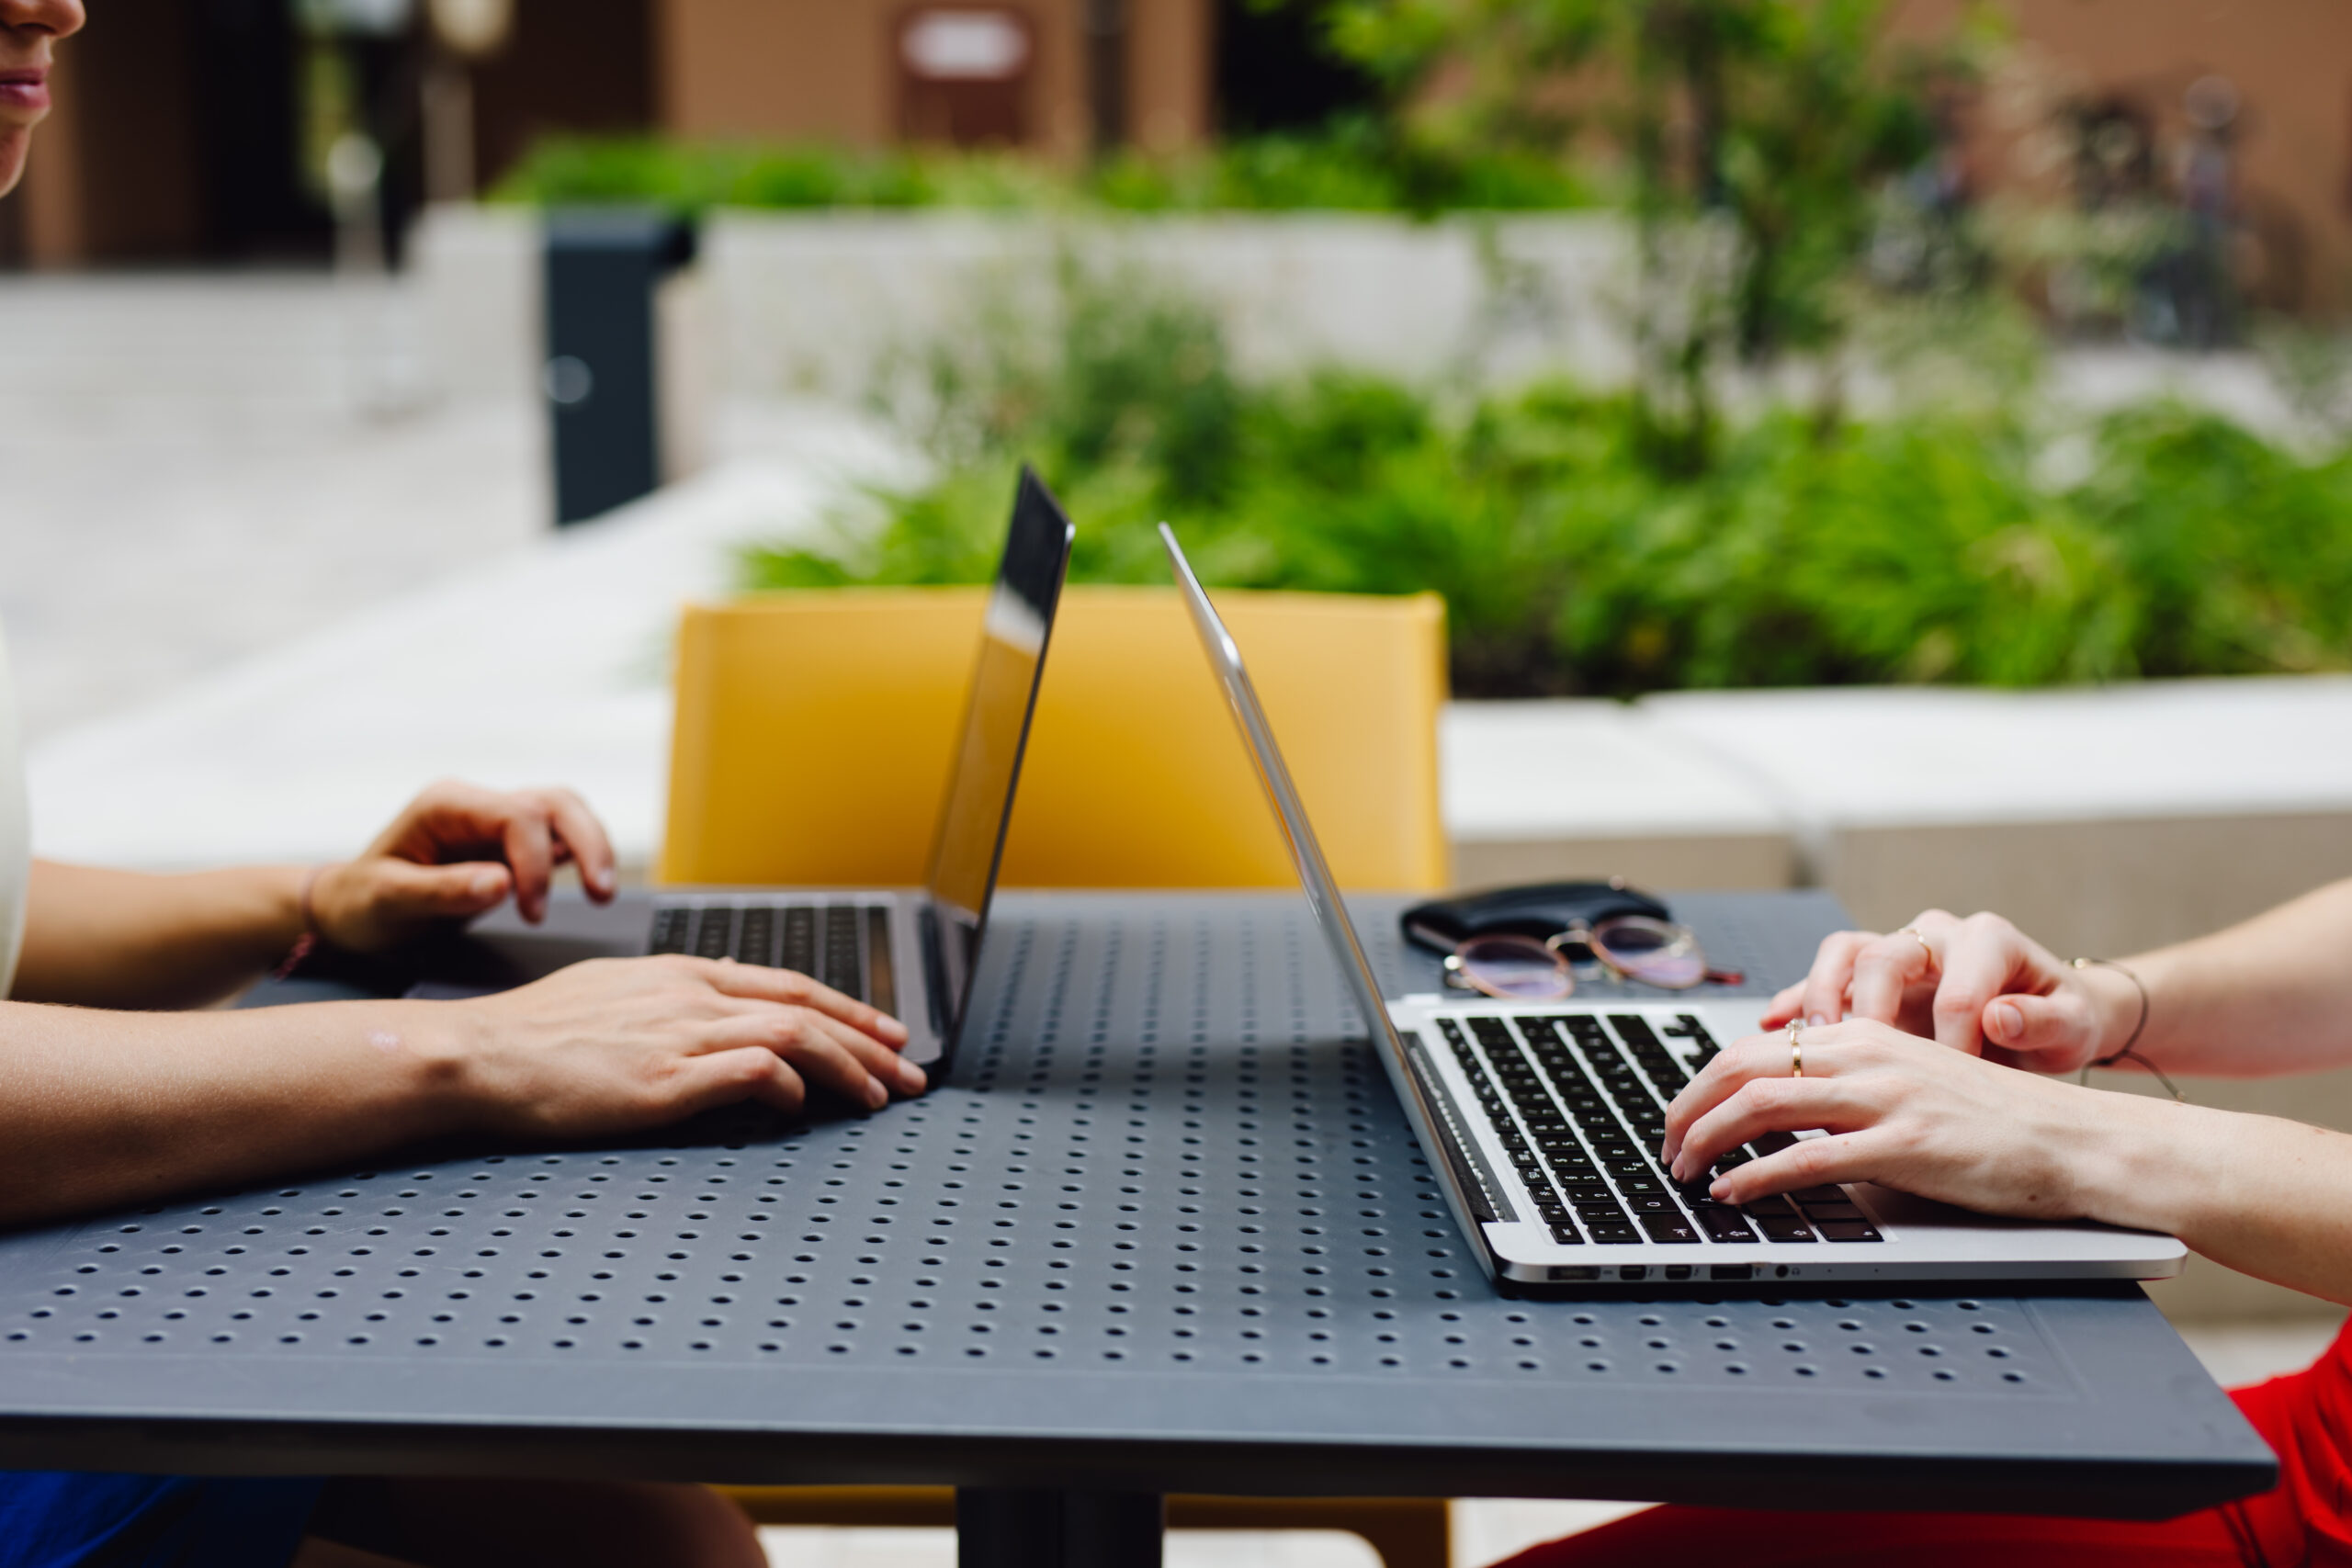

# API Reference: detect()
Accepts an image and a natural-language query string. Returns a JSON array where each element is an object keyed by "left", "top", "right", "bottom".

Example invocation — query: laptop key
[
  {"left": 694, "top": 908, "right": 735, "bottom": 960},
  {"left": 1549, "top": 1224, "right": 1584, "bottom": 1245},
  {"left": 1637, "top": 1214, "right": 1701, "bottom": 1244},
  {"left": 821, "top": 907, "right": 864, "bottom": 1001},
  {"left": 1589, "top": 1221, "right": 1642, "bottom": 1244},
  {"left": 1756, "top": 1217, "right": 1817, "bottom": 1243},
  {"left": 1816, "top": 1220, "right": 1883, "bottom": 1242},
  {"left": 1798, "top": 1202, "right": 1865, "bottom": 1223},
  {"left": 1692, "top": 1205, "right": 1758, "bottom": 1243},
  {"left": 864, "top": 908, "right": 897, "bottom": 1019},
  {"left": 1790, "top": 1185, "right": 1848, "bottom": 1204},
  {"left": 736, "top": 906, "right": 778, "bottom": 965},
  {"left": 1624, "top": 1193, "right": 1679, "bottom": 1215},
  {"left": 650, "top": 908, "right": 691, "bottom": 953},
  {"left": 781, "top": 907, "right": 817, "bottom": 976}
]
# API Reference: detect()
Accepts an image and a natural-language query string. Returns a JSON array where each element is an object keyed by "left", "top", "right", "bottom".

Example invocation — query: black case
[{"left": 1400, "top": 879, "right": 1672, "bottom": 954}]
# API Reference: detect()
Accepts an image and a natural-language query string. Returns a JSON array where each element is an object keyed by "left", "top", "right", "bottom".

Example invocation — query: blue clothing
[{"left": 0, "top": 1473, "right": 322, "bottom": 1568}]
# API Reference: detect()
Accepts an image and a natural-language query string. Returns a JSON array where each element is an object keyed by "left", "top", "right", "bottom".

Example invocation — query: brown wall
[
  {"left": 1895, "top": 0, "right": 2352, "bottom": 315},
  {"left": 473, "top": 0, "right": 658, "bottom": 191},
  {"left": 18, "top": 0, "right": 205, "bottom": 265},
  {"left": 654, "top": 0, "right": 1207, "bottom": 157},
  {"left": 1128, "top": 0, "right": 1212, "bottom": 153}
]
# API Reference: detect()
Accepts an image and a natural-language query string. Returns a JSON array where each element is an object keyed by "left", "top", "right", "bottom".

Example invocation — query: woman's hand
[
  {"left": 1660, "top": 1017, "right": 2122, "bottom": 1221},
  {"left": 311, "top": 780, "right": 618, "bottom": 953},
  {"left": 449, "top": 954, "right": 925, "bottom": 1137},
  {"left": 1759, "top": 908, "right": 2140, "bottom": 1073}
]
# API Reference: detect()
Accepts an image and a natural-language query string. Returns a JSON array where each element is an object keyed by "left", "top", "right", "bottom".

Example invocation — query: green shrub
[
  {"left": 744, "top": 267, "right": 2352, "bottom": 695},
  {"left": 492, "top": 128, "right": 1588, "bottom": 218}
]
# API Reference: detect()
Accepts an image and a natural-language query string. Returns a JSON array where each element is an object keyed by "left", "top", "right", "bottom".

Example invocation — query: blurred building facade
[
  {"left": 1892, "top": 0, "right": 2352, "bottom": 318},
  {"left": 2, "top": 0, "right": 2346, "bottom": 321},
  {"left": 0, "top": 0, "right": 1211, "bottom": 269}
]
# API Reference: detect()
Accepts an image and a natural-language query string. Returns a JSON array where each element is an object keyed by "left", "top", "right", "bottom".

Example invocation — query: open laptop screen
[
  {"left": 922, "top": 467, "right": 1074, "bottom": 1048},
  {"left": 1155, "top": 523, "right": 1400, "bottom": 1061}
]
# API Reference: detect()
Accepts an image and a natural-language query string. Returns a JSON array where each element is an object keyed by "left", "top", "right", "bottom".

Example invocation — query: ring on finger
[
  {"left": 1788, "top": 1021, "right": 1804, "bottom": 1079},
  {"left": 1898, "top": 927, "right": 1937, "bottom": 968}
]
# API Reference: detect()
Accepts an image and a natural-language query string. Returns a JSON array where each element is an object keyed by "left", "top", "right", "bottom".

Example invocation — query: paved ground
[
  {"left": 0, "top": 274, "right": 534, "bottom": 743},
  {"left": 0, "top": 271, "right": 906, "bottom": 747}
]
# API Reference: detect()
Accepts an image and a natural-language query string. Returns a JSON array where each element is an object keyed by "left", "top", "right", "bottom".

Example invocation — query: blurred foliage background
[
  {"left": 494, "top": 119, "right": 1593, "bottom": 218},
  {"left": 498, "top": 0, "right": 2352, "bottom": 696},
  {"left": 742, "top": 258, "right": 2352, "bottom": 696}
]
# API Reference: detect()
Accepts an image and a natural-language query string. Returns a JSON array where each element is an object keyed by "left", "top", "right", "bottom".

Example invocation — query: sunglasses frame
[{"left": 1440, "top": 915, "right": 1736, "bottom": 1001}]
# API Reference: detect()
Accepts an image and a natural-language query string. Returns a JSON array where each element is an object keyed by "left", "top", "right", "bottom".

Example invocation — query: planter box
[{"left": 411, "top": 203, "right": 1636, "bottom": 404}]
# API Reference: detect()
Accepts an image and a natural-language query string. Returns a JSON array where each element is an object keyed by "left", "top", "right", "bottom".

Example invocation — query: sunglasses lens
[
  {"left": 1591, "top": 917, "right": 1708, "bottom": 988},
  {"left": 1455, "top": 936, "right": 1574, "bottom": 999}
]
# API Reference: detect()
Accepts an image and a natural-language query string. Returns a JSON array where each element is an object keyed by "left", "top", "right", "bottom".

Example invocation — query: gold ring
[
  {"left": 1788, "top": 1021, "right": 1804, "bottom": 1078},
  {"left": 1899, "top": 927, "right": 1936, "bottom": 966}
]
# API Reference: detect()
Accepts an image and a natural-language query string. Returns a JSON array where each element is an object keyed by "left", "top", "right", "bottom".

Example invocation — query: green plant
[
  {"left": 745, "top": 265, "right": 2352, "bottom": 696},
  {"left": 1301, "top": 0, "right": 1984, "bottom": 468},
  {"left": 491, "top": 126, "right": 1589, "bottom": 219}
]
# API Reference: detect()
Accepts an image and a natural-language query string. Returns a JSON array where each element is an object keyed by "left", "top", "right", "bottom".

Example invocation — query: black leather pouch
[{"left": 1401, "top": 880, "right": 1672, "bottom": 954}]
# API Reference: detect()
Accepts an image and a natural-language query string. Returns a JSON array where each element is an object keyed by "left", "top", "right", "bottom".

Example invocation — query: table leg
[{"left": 956, "top": 1487, "right": 1164, "bottom": 1568}]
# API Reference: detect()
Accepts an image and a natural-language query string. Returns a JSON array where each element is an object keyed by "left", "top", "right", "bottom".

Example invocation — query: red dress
[{"left": 1498, "top": 1315, "right": 2352, "bottom": 1568}]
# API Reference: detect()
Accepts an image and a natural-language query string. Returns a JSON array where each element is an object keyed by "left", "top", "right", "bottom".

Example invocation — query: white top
[{"left": 0, "top": 618, "right": 27, "bottom": 998}]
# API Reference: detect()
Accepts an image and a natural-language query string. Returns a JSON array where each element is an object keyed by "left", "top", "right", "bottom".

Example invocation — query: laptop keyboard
[
  {"left": 650, "top": 902, "right": 898, "bottom": 1020},
  {"left": 1434, "top": 1013, "right": 1882, "bottom": 1247}
]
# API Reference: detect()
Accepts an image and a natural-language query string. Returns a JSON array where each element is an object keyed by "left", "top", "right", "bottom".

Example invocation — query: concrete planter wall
[{"left": 412, "top": 203, "right": 1635, "bottom": 406}]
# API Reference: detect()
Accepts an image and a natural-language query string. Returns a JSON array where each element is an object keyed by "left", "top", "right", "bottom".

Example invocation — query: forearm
[
  {"left": 14, "top": 860, "right": 308, "bottom": 1010},
  {"left": 0, "top": 998, "right": 469, "bottom": 1228},
  {"left": 2070, "top": 1090, "right": 2352, "bottom": 1306},
  {"left": 2123, "top": 878, "right": 2352, "bottom": 1077}
]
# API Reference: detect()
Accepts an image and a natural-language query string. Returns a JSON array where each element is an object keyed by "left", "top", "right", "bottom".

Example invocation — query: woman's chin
[{"left": 0, "top": 130, "right": 29, "bottom": 198}]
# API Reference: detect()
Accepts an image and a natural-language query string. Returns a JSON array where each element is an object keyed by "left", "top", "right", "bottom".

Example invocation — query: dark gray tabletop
[{"left": 0, "top": 890, "right": 2274, "bottom": 1517}]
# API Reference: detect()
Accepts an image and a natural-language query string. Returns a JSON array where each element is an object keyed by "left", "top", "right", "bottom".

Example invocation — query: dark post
[
  {"left": 542, "top": 209, "right": 696, "bottom": 526},
  {"left": 957, "top": 1488, "right": 1163, "bottom": 1568},
  {"left": 1084, "top": 0, "right": 1129, "bottom": 152}
]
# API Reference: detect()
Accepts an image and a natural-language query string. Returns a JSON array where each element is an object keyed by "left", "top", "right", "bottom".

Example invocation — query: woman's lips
[{"left": 0, "top": 71, "right": 51, "bottom": 116}]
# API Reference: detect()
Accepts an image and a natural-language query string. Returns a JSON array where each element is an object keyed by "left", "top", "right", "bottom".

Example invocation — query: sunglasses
[{"left": 1440, "top": 915, "right": 1744, "bottom": 1001}]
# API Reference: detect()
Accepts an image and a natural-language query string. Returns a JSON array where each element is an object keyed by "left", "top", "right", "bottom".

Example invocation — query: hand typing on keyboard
[{"left": 1659, "top": 1014, "right": 2143, "bottom": 1224}]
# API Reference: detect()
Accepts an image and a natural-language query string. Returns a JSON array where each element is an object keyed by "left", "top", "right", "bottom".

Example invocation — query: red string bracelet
[{"left": 271, "top": 863, "right": 332, "bottom": 981}]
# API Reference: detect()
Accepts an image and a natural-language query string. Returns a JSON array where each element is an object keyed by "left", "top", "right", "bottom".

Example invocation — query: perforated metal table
[{"left": 0, "top": 891, "right": 2274, "bottom": 1564}]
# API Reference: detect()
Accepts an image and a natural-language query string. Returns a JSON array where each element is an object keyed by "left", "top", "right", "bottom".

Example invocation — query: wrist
[
  {"left": 2067, "top": 1086, "right": 2218, "bottom": 1235},
  {"left": 2074, "top": 960, "right": 2147, "bottom": 1064},
  {"left": 423, "top": 997, "right": 524, "bottom": 1137},
  {"left": 380, "top": 1001, "right": 481, "bottom": 1137}
]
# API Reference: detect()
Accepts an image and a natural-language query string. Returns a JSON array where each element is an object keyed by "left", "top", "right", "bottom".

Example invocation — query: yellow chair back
[{"left": 662, "top": 584, "right": 1447, "bottom": 892}]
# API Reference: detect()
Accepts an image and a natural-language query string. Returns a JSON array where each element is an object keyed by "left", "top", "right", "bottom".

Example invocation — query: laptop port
[
  {"left": 1664, "top": 1265, "right": 1693, "bottom": 1280},
  {"left": 1617, "top": 1265, "right": 1647, "bottom": 1281},
  {"left": 1548, "top": 1266, "right": 1599, "bottom": 1282},
  {"left": 1710, "top": 1264, "right": 1754, "bottom": 1281}
]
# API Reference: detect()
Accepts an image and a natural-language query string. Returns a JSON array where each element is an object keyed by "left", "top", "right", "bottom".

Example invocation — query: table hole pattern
[{"left": 0, "top": 895, "right": 2061, "bottom": 1399}]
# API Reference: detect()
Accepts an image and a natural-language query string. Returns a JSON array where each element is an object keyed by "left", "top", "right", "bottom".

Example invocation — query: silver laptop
[
  {"left": 644, "top": 468, "right": 1073, "bottom": 1074},
  {"left": 1159, "top": 522, "right": 2184, "bottom": 1289}
]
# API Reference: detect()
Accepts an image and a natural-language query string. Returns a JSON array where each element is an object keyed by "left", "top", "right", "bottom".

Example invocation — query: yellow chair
[
  {"left": 673, "top": 582, "right": 1453, "bottom": 1567},
  {"left": 662, "top": 584, "right": 1449, "bottom": 892}
]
